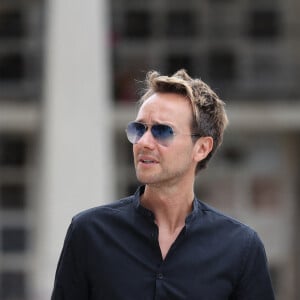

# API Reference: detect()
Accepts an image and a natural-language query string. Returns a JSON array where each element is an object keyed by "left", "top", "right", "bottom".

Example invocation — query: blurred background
[{"left": 0, "top": 0, "right": 299, "bottom": 299}]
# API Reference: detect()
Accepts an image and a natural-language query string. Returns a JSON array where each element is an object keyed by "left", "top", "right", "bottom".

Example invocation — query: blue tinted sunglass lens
[
  {"left": 126, "top": 122, "right": 174, "bottom": 145},
  {"left": 126, "top": 122, "right": 146, "bottom": 143},
  {"left": 152, "top": 124, "right": 174, "bottom": 141}
]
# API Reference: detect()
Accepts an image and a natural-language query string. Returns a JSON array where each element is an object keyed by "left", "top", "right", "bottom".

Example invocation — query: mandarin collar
[{"left": 133, "top": 185, "right": 201, "bottom": 224}]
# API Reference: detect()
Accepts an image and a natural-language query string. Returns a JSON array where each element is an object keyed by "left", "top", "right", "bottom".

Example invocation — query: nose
[{"left": 136, "top": 128, "right": 156, "bottom": 148}]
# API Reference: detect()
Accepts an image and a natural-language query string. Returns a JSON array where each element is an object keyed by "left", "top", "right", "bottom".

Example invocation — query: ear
[{"left": 193, "top": 136, "right": 214, "bottom": 163}]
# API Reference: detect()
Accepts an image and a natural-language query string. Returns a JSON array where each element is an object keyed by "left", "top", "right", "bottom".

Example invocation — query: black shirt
[{"left": 51, "top": 186, "right": 275, "bottom": 300}]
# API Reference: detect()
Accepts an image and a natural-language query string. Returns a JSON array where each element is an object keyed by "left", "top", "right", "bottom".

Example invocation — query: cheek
[
  {"left": 132, "top": 145, "right": 138, "bottom": 160},
  {"left": 176, "top": 144, "right": 195, "bottom": 162}
]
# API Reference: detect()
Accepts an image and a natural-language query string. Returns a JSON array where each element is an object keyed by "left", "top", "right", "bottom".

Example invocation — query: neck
[{"left": 141, "top": 183, "right": 194, "bottom": 233}]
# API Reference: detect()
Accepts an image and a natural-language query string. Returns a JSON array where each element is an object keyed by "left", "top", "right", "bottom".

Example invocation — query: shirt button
[{"left": 157, "top": 273, "right": 164, "bottom": 280}]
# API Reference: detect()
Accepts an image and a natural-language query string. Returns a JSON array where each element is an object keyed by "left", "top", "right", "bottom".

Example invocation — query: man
[{"left": 51, "top": 70, "right": 275, "bottom": 299}]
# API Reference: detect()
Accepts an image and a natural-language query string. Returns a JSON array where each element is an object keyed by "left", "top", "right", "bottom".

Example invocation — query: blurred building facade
[
  {"left": 0, "top": 1, "right": 44, "bottom": 299},
  {"left": 0, "top": 0, "right": 300, "bottom": 299}
]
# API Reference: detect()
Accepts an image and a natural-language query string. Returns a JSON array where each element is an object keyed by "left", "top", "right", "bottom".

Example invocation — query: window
[
  {"left": 208, "top": 49, "right": 236, "bottom": 81},
  {"left": 166, "top": 54, "right": 193, "bottom": 76},
  {"left": 124, "top": 11, "right": 152, "bottom": 39},
  {"left": 0, "top": 184, "right": 26, "bottom": 210},
  {"left": 0, "top": 53, "right": 25, "bottom": 81},
  {"left": 248, "top": 10, "right": 281, "bottom": 39},
  {"left": 1, "top": 227, "right": 27, "bottom": 253},
  {"left": 0, "top": 135, "right": 27, "bottom": 167},
  {"left": 0, "top": 271, "right": 27, "bottom": 300},
  {"left": 0, "top": 9, "right": 24, "bottom": 38},
  {"left": 166, "top": 11, "right": 196, "bottom": 37}
]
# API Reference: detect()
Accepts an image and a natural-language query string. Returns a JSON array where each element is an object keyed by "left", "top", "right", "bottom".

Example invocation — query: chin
[
  {"left": 136, "top": 174, "right": 158, "bottom": 185},
  {"left": 136, "top": 176, "right": 151, "bottom": 185}
]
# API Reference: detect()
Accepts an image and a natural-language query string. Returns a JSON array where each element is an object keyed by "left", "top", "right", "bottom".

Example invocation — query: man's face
[{"left": 133, "top": 92, "right": 199, "bottom": 187}]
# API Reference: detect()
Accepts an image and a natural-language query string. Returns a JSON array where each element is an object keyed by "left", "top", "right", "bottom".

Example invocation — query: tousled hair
[{"left": 139, "top": 69, "right": 228, "bottom": 173}]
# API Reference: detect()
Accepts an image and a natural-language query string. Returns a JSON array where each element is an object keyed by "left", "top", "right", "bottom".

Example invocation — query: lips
[
  {"left": 141, "top": 159, "right": 156, "bottom": 164},
  {"left": 138, "top": 155, "right": 158, "bottom": 164}
]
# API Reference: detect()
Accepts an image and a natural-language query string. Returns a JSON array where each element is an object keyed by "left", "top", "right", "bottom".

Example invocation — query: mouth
[
  {"left": 138, "top": 155, "right": 159, "bottom": 165},
  {"left": 140, "top": 159, "right": 157, "bottom": 164}
]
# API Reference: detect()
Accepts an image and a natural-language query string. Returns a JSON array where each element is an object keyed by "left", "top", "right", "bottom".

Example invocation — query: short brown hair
[{"left": 139, "top": 69, "right": 228, "bottom": 172}]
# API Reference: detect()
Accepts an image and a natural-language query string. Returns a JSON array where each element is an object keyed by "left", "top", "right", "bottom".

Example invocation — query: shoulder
[
  {"left": 195, "top": 200, "right": 270, "bottom": 284},
  {"left": 71, "top": 195, "right": 135, "bottom": 227},
  {"left": 59, "top": 195, "right": 136, "bottom": 251},
  {"left": 198, "top": 199, "right": 253, "bottom": 231},
  {"left": 195, "top": 199, "right": 261, "bottom": 248}
]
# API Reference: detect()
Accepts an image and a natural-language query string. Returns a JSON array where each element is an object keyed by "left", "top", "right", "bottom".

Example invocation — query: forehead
[{"left": 136, "top": 92, "right": 193, "bottom": 127}]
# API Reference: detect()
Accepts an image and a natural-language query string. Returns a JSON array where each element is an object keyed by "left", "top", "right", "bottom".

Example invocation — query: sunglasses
[{"left": 126, "top": 121, "right": 201, "bottom": 146}]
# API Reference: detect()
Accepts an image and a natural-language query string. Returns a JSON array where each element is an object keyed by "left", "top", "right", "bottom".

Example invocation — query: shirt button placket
[{"left": 154, "top": 265, "right": 165, "bottom": 300}]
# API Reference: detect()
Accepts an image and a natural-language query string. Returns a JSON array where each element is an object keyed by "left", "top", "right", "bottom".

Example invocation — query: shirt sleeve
[
  {"left": 233, "top": 230, "right": 275, "bottom": 300},
  {"left": 51, "top": 219, "right": 89, "bottom": 300}
]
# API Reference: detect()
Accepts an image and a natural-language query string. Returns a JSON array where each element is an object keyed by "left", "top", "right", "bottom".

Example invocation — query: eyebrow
[{"left": 135, "top": 119, "right": 175, "bottom": 127}]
